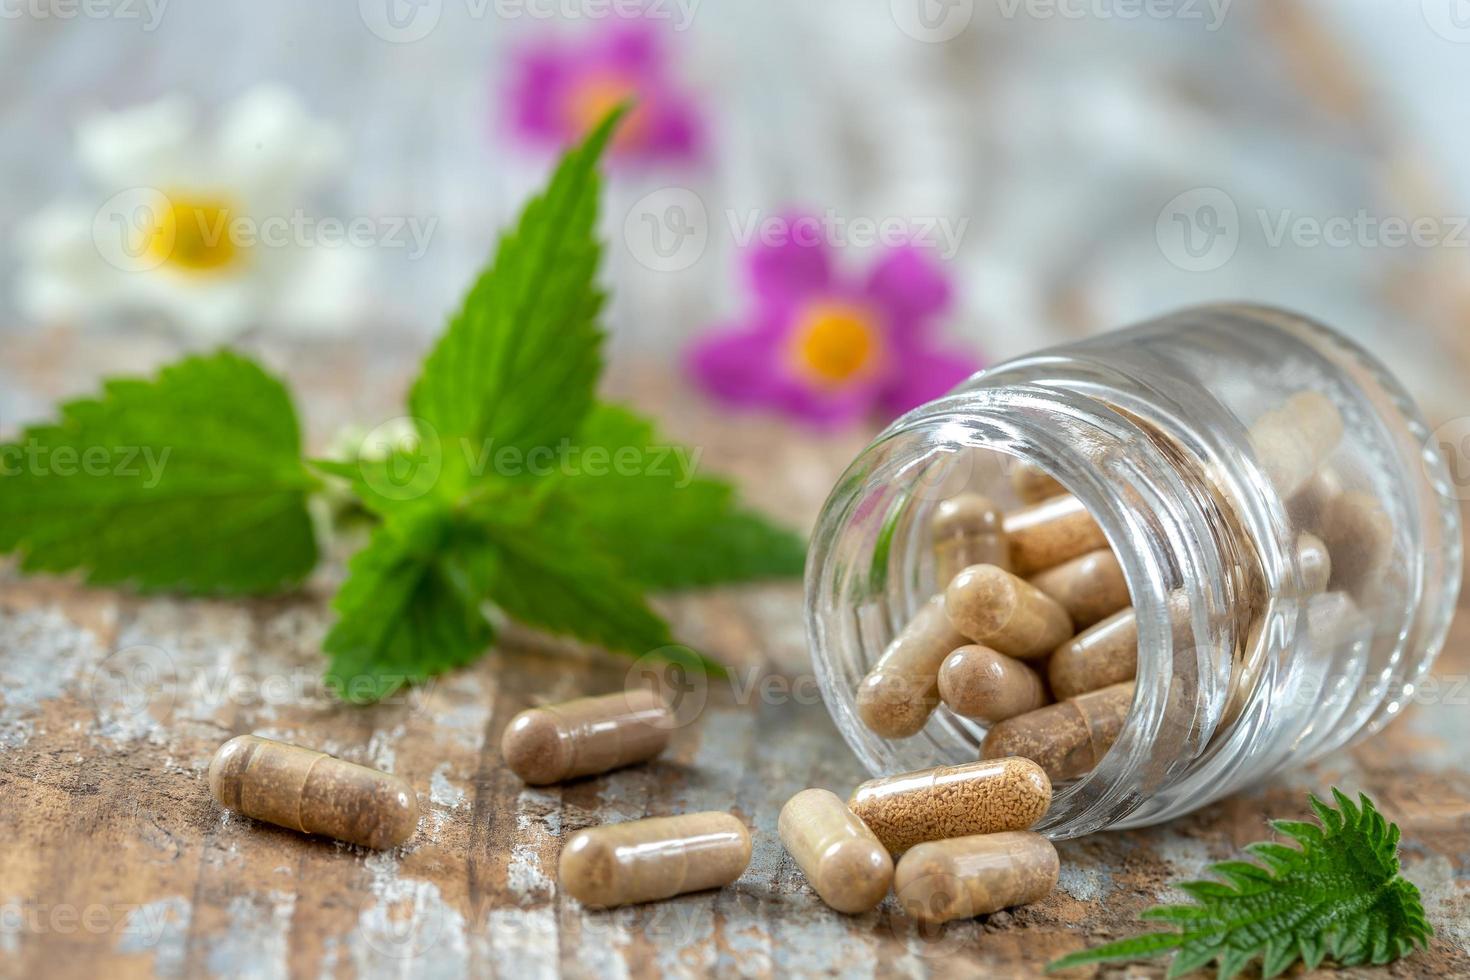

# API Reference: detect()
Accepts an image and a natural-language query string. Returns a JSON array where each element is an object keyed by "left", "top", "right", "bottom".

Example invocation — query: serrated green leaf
[
  {"left": 323, "top": 518, "right": 493, "bottom": 703},
  {"left": 408, "top": 107, "right": 623, "bottom": 484},
  {"left": 1047, "top": 790, "right": 1433, "bottom": 978},
  {"left": 550, "top": 403, "right": 806, "bottom": 589},
  {"left": 467, "top": 517, "right": 724, "bottom": 675},
  {"left": 0, "top": 351, "right": 316, "bottom": 594},
  {"left": 1047, "top": 932, "right": 1181, "bottom": 973}
]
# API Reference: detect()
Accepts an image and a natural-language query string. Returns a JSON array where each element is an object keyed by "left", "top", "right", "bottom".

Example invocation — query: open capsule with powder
[{"left": 808, "top": 305, "right": 1459, "bottom": 838}]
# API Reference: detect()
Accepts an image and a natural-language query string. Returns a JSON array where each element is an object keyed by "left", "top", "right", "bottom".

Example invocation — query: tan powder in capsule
[
  {"left": 848, "top": 757, "right": 1051, "bottom": 854},
  {"left": 501, "top": 688, "right": 673, "bottom": 785},
  {"left": 932, "top": 493, "right": 1010, "bottom": 585},
  {"left": 1321, "top": 491, "right": 1392, "bottom": 598},
  {"left": 938, "top": 645, "right": 1049, "bottom": 723},
  {"left": 208, "top": 735, "right": 420, "bottom": 849},
  {"left": 1010, "top": 463, "right": 1067, "bottom": 504},
  {"left": 779, "top": 788, "right": 893, "bottom": 914},
  {"left": 559, "top": 812, "right": 751, "bottom": 907},
  {"left": 894, "top": 831, "right": 1059, "bottom": 923},
  {"left": 857, "top": 595, "right": 968, "bottom": 738},
  {"left": 1027, "top": 547, "right": 1130, "bottom": 628},
  {"left": 1002, "top": 494, "right": 1110, "bottom": 576},
  {"left": 1248, "top": 390, "right": 1344, "bottom": 500},
  {"left": 981, "top": 682, "right": 1135, "bottom": 782},
  {"left": 945, "top": 564, "right": 1074, "bottom": 660}
]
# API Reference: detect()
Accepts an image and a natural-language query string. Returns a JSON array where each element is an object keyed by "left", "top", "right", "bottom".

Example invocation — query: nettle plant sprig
[
  {"left": 0, "top": 109, "right": 805, "bottom": 701},
  {"left": 1050, "top": 790, "right": 1433, "bottom": 979}
]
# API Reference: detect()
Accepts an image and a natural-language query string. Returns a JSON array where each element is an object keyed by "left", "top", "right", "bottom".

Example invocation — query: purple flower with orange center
[
  {"left": 687, "top": 222, "right": 982, "bottom": 428},
  {"left": 506, "top": 21, "right": 701, "bottom": 165}
]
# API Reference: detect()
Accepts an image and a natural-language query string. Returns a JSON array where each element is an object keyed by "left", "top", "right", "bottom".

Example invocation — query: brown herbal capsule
[
  {"left": 1048, "top": 609, "right": 1138, "bottom": 700},
  {"left": 779, "top": 788, "right": 893, "bottom": 914},
  {"left": 1320, "top": 491, "right": 1393, "bottom": 598},
  {"left": 1248, "top": 391, "right": 1344, "bottom": 500},
  {"left": 1027, "top": 548, "right": 1130, "bottom": 628},
  {"left": 938, "top": 645, "right": 1049, "bottom": 723},
  {"left": 1047, "top": 591, "right": 1195, "bottom": 700},
  {"left": 932, "top": 493, "right": 1010, "bottom": 586},
  {"left": 1010, "top": 462, "right": 1067, "bottom": 504},
  {"left": 1286, "top": 469, "right": 1343, "bottom": 529},
  {"left": 1003, "top": 494, "right": 1110, "bottom": 576},
  {"left": 894, "top": 831, "right": 1059, "bottom": 923},
  {"left": 501, "top": 688, "right": 673, "bottom": 785},
  {"left": 945, "top": 564, "right": 1074, "bottom": 660},
  {"left": 847, "top": 757, "right": 1051, "bottom": 854},
  {"left": 207, "top": 735, "right": 419, "bottom": 849},
  {"left": 981, "top": 682, "right": 1135, "bottom": 782},
  {"left": 857, "top": 595, "right": 968, "bottom": 738},
  {"left": 558, "top": 812, "right": 751, "bottom": 908}
]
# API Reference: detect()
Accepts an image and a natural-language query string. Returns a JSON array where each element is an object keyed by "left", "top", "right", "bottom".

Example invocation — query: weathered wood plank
[{"left": 1, "top": 327, "right": 1467, "bottom": 980}]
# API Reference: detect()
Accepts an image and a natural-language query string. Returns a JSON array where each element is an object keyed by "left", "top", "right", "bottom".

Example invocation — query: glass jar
[{"left": 806, "top": 304, "right": 1461, "bottom": 839}]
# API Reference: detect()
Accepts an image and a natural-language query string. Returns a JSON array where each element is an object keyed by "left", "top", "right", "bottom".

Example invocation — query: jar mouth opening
[{"left": 806, "top": 381, "right": 1238, "bottom": 838}]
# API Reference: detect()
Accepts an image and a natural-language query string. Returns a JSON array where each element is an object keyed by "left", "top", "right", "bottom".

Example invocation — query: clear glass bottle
[{"left": 806, "top": 304, "right": 1461, "bottom": 839}]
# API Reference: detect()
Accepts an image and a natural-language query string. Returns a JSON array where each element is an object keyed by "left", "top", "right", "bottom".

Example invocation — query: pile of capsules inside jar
[{"left": 198, "top": 386, "right": 1395, "bottom": 925}]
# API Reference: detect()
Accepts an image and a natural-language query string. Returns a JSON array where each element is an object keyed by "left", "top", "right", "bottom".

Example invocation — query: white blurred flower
[{"left": 16, "top": 84, "right": 366, "bottom": 339}]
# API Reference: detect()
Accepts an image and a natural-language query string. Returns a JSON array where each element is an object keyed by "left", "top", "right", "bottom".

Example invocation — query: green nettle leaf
[
  {"left": 552, "top": 403, "right": 807, "bottom": 589},
  {"left": 465, "top": 516, "right": 726, "bottom": 676},
  {"left": 1048, "top": 789, "right": 1433, "bottom": 979},
  {"left": 5, "top": 106, "right": 807, "bottom": 702},
  {"left": 323, "top": 518, "right": 494, "bottom": 704},
  {"left": 0, "top": 351, "right": 317, "bottom": 594},
  {"left": 407, "top": 106, "right": 618, "bottom": 482}
]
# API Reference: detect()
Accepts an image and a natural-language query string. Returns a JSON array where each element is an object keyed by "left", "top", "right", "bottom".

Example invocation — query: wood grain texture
[{"left": 1, "top": 326, "right": 1468, "bottom": 980}]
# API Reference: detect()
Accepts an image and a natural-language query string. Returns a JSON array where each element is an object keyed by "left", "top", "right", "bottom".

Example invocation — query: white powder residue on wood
[
  {"left": 355, "top": 850, "right": 468, "bottom": 978},
  {"left": 115, "top": 895, "right": 192, "bottom": 978},
  {"left": 205, "top": 890, "right": 296, "bottom": 980}
]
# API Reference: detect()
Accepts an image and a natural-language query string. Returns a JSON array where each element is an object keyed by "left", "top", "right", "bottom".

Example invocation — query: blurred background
[{"left": 4, "top": 0, "right": 1470, "bottom": 446}]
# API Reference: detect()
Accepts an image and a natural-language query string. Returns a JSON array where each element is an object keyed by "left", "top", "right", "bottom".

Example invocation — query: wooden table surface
[{"left": 1, "top": 327, "right": 1467, "bottom": 980}]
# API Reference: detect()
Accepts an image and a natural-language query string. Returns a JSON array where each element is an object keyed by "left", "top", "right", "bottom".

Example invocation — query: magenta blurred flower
[
  {"left": 506, "top": 21, "right": 701, "bottom": 165},
  {"left": 687, "top": 222, "right": 981, "bottom": 429}
]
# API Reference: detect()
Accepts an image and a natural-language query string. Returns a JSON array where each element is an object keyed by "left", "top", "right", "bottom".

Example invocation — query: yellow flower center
[
  {"left": 146, "top": 194, "right": 242, "bottom": 274},
  {"left": 566, "top": 76, "right": 646, "bottom": 148},
  {"left": 790, "top": 302, "right": 883, "bottom": 387}
]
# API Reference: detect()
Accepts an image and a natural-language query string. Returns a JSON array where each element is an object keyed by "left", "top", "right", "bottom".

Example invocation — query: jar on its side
[{"left": 806, "top": 305, "right": 1461, "bottom": 839}]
